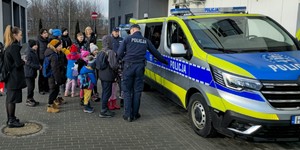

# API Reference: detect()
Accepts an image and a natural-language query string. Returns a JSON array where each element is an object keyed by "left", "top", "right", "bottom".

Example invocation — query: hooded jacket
[
  {"left": 74, "top": 38, "right": 89, "bottom": 52},
  {"left": 79, "top": 66, "right": 96, "bottom": 90},
  {"left": 61, "top": 34, "right": 72, "bottom": 49},
  {"left": 66, "top": 53, "right": 80, "bottom": 79},
  {"left": 98, "top": 35, "right": 118, "bottom": 82},
  {"left": 24, "top": 47, "right": 40, "bottom": 78},
  {"left": 44, "top": 45, "right": 66, "bottom": 86}
]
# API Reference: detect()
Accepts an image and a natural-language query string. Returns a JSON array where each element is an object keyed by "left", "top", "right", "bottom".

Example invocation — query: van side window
[
  {"left": 167, "top": 22, "right": 188, "bottom": 49},
  {"left": 144, "top": 23, "right": 163, "bottom": 49}
]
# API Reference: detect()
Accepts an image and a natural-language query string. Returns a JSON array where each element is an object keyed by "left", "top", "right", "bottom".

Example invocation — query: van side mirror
[{"left": 170, "top": 43, "right": 186, "bottom": 57}]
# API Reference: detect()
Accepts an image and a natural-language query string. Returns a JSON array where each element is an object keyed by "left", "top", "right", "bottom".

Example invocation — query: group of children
[{"left": 24, "top": 29, "right": 121, "bottom": 115}]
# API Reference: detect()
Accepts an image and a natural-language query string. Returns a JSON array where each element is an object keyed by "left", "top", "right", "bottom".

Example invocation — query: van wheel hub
[{"left": 192, "top": 102, "right": 206, "bottom": 130}]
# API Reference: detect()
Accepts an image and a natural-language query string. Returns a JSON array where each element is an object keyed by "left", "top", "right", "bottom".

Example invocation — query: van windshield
[{"left": 185, "top": 16, "right": 298, "bottom": 53}]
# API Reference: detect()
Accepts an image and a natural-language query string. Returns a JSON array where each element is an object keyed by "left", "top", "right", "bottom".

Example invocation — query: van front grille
[{"left": 260, "top": 81, "right": 300, "bottom": 109}]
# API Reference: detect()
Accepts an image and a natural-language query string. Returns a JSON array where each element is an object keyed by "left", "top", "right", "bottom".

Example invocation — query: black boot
[{"left": 8, "top": 118, "right": 24, "bottom": 128}]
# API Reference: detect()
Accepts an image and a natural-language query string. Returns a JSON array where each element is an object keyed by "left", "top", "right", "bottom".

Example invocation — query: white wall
[{"left": 168, "top": 0, "right": 299, "bottom": 36}]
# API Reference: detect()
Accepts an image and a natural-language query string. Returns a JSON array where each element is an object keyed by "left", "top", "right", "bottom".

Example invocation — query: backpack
[
  {"left": 78, "top": 73, "right": 92, "bottom": 89},
  {"left": 43, "top": 53, "right": 57, "bottom": 77},
  {"left": 0, "top": 43, "right": 10, "bottom": 82},
  {"left": 96, "top": 50, "right": 108, "bottom": 70}
]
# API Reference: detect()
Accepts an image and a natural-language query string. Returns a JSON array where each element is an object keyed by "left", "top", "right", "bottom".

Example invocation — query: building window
[
  {"left": 145, "top": 23, "right": 163, "bottom": 49},
  {"left": 13, "top": 2, "right": 20, "bottom": 27},
  {"left": 21, "top": 6, "right": 26, "bottom": 43},
  {"left": 118, "top": 16, "right": 121, "bottom": 26},
  {"left": 2, "top": 0, "right": 12, "bottom": 33},
  {"left": 110, "top": 17, "right": 115, "bottom": 32},
  {"left": 125, "top": 13, "right": 133, "bottom": 24}
]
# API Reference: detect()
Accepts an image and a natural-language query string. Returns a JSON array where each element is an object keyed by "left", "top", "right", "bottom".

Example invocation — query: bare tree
[{"left": 27, "top": 0, "right": 108, "bottom": 40}]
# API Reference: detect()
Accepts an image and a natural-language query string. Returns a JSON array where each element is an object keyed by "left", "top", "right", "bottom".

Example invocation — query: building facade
[
  {"left": 0, "top": 0, "right": 27, "bottom": 43},
  {"left": 168, "top": 0, "right": 300, "bottom": 36},
  {"left": 109, "top": 0, "right": 168, "bottom": 32}
]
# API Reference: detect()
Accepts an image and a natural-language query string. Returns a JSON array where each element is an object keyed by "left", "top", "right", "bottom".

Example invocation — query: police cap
[
  {"left": 113, "top": 27, "right": 119, "bottom": 31},
  {"left": 130, "top": 24, "right": 141, "bottom": 30}
]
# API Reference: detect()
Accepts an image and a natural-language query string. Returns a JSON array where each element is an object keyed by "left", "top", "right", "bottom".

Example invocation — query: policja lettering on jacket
[{"left": 131, "top": 38, "right": 147, "bottom": 44}]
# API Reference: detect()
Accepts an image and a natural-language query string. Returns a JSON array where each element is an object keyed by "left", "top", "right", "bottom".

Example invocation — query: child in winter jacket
[
  {"left": 79, "top": 56, "right": 97, "bottom": 113},
  {"left": 24, "top": 39, "right": 41, "bottom": 107},
  {"left": 65, "top": 44, "right": 81, "bottom": 97}
]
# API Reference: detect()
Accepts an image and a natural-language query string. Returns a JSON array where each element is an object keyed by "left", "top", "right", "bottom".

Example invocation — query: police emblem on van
[{"left": 263, "top": 53, "right": 300, "bottom": 72}]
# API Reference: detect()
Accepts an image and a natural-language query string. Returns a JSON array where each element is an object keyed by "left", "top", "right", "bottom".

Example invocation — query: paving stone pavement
[{"left": 0, "top": 83, "right": 300, "bottom": 150}]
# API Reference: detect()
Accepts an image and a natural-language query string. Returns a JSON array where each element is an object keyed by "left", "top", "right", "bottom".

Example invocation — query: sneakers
[
  {"left": 8, "top": 118, "right": 24, "bottom": 128},
  {"left": 123, "top": 115, "right": 132, "bottom": 122},
  {"left": 64, "top": 91, "right": 69, "bottom": 97},
  {"left": 26, "top": 99, "right": 40, "bottom": 107},
  {"left": 47, "top": 104, "right": 60, "bottom": 113},
  {"left": 99, "top": 110, "right": 115, "bottom": 118},
  {"left": 83, "top": 105, "right": 94, "bottom": 113},
  {"left": 133, "top": 113, "right": 141, "bottom": 120}
]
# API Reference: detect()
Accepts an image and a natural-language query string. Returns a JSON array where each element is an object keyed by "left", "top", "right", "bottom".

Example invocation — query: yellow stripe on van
[
  {"left": 206, "top": 93, "right": 226, "bottom": 112},
  {"left": 207, "top": 55, "right": 254, "bottom": 78},
  {"left": 222, "top": 99, "right": 279, "bottom": 120},
  {"left": 145, "top": 69, "right": 187, "bottom": 108}
]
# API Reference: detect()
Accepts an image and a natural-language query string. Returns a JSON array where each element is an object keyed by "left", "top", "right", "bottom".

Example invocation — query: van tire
[{"left": 188, "top": 93, "right": 217, "bottom": 138}]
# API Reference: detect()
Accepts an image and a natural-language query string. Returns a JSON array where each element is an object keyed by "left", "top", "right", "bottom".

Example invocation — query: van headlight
[{"left": 212, "top": 67, "right": 262, "bottom": 91}]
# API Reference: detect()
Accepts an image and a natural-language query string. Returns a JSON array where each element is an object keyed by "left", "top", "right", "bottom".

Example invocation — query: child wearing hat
[
  {"left": 78, "top": 55, "right": 97, "bottom": 113},
  {"left": 45, "top": 39, "right": 67, "bottom": 113},
  {"left": 65, "top": 44, "right": 81, "bottom": 97},
  {"left": 89, "top": 43, "right": 101, "bottom": 102},
  {"left": 24, "top": 39, "right": 41, "bottom": 107}
]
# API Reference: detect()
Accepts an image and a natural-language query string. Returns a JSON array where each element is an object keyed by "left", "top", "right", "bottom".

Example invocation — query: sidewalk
[{"left": 0, "top": 84, "right": 300, "bottom": 150}]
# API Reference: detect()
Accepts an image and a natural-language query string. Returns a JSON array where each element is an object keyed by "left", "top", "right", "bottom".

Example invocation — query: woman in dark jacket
[
  {"left": 44, "top": 39, "right": 67, "bottom": 113},
  {"left": 84, "top": 26, "right": 97, "bottom": 45},
  {"left": 37, "top": 28, "right": 50, "bottom": 94},
  {"left": 98, "top": 35, "right": 118, "bottom": 118},
  {"left": 24, "top": 40, "right": 41, "bottom": 107},
  {"left": 3, "top": 25, "right": 27, "bottom": 128}
]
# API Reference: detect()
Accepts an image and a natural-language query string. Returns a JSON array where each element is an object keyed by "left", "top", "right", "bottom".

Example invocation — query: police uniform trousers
[{"left": 122, "top": 62, "right": 145, "bottom": 118}]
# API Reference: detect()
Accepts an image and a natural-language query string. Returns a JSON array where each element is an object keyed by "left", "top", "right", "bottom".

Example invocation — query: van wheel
[{"left": 188, "top": 93, "right": 217, "bottom": 137}]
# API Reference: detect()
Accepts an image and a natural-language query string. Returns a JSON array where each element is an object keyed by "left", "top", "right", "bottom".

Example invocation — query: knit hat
[
  {"left": 49, "top": 39, "right": 62, "bottom": 48},
  {"left": 28, "top": 39, "right": 37, "bottom": 48},
  {"left": 70, "top": 44, "right": 78, "bottom": 53},
  {"left": 81, "top": 50, "right": 90, "bottom": 58},
  {"left": 52, "top": 29, "right": 62, "bottom": 37},
  {"left": 90, "top": 43, "right": 98, "bottom": 54}
]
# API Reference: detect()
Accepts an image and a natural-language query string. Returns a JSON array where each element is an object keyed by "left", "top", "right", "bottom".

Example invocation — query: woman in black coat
[{"left": 3, "top": 25, "right": 27, "bottom": 128}]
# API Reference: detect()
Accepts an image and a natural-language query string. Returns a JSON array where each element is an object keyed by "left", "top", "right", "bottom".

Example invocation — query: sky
[{"left": 100, "top": 0, "right": 108, "bottom": 17}]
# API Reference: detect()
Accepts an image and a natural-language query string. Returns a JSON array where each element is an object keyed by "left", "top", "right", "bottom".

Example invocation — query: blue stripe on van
[{"left": 145, "top": 51, "right": 265, "bottom": 102}]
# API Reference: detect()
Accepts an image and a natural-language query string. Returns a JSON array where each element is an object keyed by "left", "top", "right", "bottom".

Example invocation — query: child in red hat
[{"left": 65, "top": 44, "right": 81, "bottom": 97}]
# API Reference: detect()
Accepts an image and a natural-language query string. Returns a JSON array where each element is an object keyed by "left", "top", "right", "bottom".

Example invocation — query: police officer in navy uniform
[{"left": 117, "top": 24, "right": 168, "bottom": 122}]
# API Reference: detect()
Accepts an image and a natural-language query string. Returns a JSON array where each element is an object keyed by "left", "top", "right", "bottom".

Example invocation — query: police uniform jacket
[
  {"left": 111, "top": 35, "right": 123, "bottom": 53},
  {"left": 117, "top": 31, "right": 167, "bottom": 64}
]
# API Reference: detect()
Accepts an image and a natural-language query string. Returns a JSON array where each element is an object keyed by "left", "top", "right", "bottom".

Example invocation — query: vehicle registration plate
[{"left": 291, "top": 116, "right": 300, "bottom": 124}]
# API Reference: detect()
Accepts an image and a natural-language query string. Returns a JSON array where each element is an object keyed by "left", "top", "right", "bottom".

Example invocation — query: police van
[{"left": 130, "top": 6, "right": 300, "bottom": 141}]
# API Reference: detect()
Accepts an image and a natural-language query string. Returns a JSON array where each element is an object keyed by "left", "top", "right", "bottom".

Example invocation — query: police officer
[{"left": 117, "top": 24, "right": 168, "bottom": 122}]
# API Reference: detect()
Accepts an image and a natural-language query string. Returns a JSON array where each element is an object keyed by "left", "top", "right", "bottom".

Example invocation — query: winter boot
[
  {"left": 47, "top": 104, "right": 60, "bottom": 113},
  {"left": 112, "top": 99, "right": 120, "bottom": 109},
  {"left": 107, "top": 100, "right": 115, "bottom": 110}
]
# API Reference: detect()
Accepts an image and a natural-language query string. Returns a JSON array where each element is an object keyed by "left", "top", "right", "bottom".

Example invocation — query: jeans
[
  {"left": 122, "top": 62, "right": 145, "bottom": 118},
  {"left": 101, "top": 80, "right": 112, "bottom": 113},
  {"left": 25, "top": 77, "right": 35, "bottom": 99}
]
